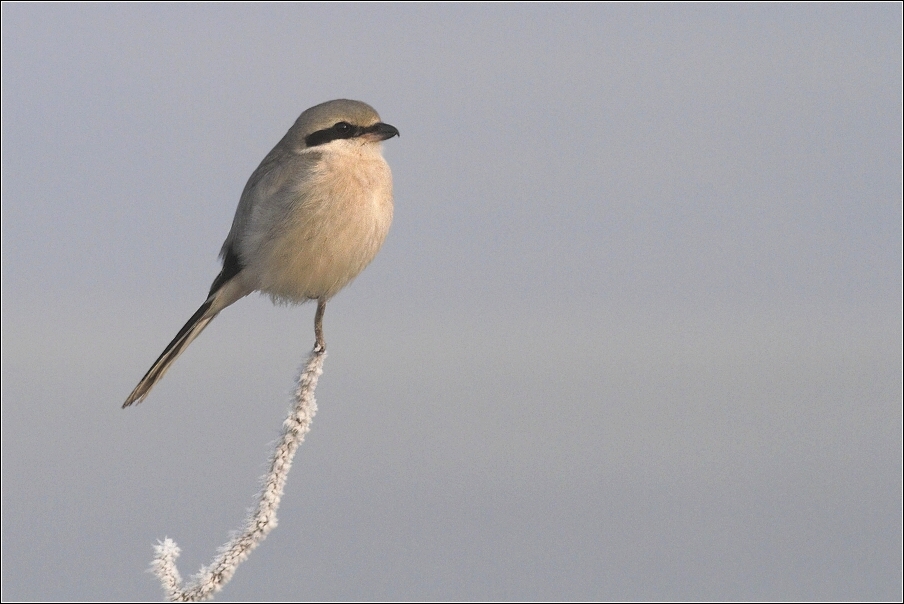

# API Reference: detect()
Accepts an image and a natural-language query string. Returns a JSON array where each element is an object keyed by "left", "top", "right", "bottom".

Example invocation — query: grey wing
[{"left": 217, "top": 147, "right": 323, "bottom": 280}]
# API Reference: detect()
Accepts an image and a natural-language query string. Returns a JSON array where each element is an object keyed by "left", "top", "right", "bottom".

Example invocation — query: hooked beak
[{"left": 365, "top": 122, "right": 400, "bottom": 141}]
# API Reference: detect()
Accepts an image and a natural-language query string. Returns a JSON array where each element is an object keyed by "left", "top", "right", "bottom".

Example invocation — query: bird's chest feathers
[
  {"left": 305, "top": 148, "right": 392, "bottom": 223},
  {"left": 255, "top": 146, "right": 392, "bottom": 301}
]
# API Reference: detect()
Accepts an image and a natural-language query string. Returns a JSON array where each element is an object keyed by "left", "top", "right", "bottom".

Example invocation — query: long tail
[
  {"left": 122, "top": 298, "right": 220, "bottom": 407},
  {"left": 124, "top": 246, "right": 250, "bottom": 408}
]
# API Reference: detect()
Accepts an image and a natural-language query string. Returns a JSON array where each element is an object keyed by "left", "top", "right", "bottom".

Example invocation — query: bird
[{"left": 123, "top": 99, "right": 398, "bottom": 408}]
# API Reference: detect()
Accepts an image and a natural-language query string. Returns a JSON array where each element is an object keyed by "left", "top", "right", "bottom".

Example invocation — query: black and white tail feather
[{"left": 122, "top": 257, "right": 248, "bottom": 408}]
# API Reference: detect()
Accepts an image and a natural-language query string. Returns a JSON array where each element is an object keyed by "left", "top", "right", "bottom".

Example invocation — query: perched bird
[{"left": 123, "top": 99, "right": 398, "bottom": 408}]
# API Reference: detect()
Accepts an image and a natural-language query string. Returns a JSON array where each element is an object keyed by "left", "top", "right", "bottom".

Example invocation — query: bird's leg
[{"left": 314, "top": 298, "right": 326, "bottom": 354}]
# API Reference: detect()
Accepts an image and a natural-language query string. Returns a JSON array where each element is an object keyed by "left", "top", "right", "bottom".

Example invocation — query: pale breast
[{"left": 256, "top": 145, "right": 393, "bottom": 302}]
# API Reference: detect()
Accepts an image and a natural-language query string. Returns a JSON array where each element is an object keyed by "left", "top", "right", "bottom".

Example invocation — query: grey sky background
[{"left": 2, "top": 4, "right": 901, "bottom": 601}]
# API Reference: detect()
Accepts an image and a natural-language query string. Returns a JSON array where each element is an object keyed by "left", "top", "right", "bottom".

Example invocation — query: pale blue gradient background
[{"left": 2, "top": 4, "right": 901, "bottom": 601}]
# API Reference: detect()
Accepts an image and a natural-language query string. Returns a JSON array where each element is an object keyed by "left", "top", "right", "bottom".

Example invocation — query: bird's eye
[{"left": 305, "top": 122, "right": 358, "bottom": 147}]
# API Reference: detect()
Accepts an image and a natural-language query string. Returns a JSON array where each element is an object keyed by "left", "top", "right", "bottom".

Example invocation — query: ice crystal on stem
[{"left": 150, "top": 349, "right": 325, "bottom": 601}]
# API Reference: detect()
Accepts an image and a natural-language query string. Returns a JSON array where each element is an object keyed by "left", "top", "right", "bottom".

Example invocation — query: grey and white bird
[{"left": 123, "top": 99, "right": 398, "bottom": 408}]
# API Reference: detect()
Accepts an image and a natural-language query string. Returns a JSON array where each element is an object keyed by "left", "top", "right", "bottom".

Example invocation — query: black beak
[{"left": 366, "top": 122, "right": 400, "bottom": 141}]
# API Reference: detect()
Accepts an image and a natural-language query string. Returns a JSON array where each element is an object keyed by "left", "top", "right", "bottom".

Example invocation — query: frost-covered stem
[{"left": 150, "top": 349, "right": 325, "bottom": 601}]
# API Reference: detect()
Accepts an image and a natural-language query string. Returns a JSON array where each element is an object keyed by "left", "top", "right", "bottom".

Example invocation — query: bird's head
[{"left": 293, "top": 99, "right": 399, "bottom": 149}]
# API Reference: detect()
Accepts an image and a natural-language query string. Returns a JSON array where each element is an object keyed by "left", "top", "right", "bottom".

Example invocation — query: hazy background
[{"left": 2, "top": 4, "right": 901, "bottom": 601}]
